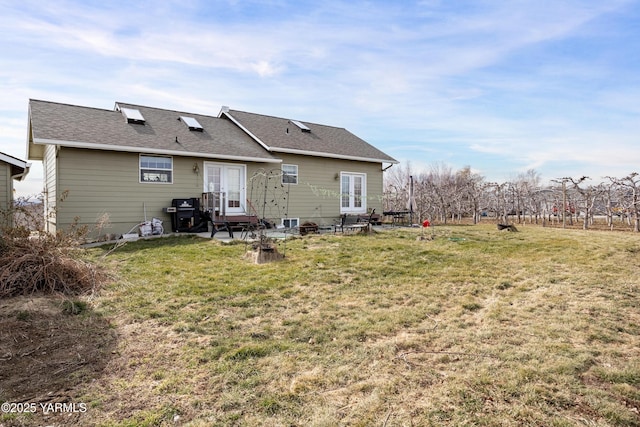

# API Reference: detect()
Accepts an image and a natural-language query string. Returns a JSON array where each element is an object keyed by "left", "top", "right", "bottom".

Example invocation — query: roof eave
[
  {"left": 0, "top": 152, "right": 29, "bottom": 170},
  {"left": 30, "top": 138, "right": 282, "bottom": 164},
  {"left": 27, "top": 105, "right": 45, "bottom": 161},
  {"left": 271, "top": 147, "right": 399, "bottom": 164},
  {"left": 0, "top": 152, "right": 30, "bottom": 181}
]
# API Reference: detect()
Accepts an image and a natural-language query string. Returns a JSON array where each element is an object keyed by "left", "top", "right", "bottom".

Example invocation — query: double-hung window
[
  {"left": 340, "top": 172, "right": 366, "bottom": 213},
  {"left": 140, "top": 155, "right": 173, "bottom": 183},
  {"left": 282, "top": 164, "right": 298, "bottom": 184}
]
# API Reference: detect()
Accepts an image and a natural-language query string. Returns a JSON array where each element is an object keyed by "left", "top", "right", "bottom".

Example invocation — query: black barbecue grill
[{"left": 171, "top": 198, "right": 201, "bottom": 232}]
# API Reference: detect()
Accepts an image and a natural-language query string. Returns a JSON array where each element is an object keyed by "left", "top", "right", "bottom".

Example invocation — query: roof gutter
[
  {"left": 11, "top": 163, "right": 31, "bottom": 181},
  {"left": 271, "top": 147, "right": 399, "bottom": 164},
  {"left": 31, "top": 138, "right": 282, "bottom": 164},
  {"left": 218, "top": 108, "right": 399, "bottom": 165},
  {"left": 0, "top": 152, "right": 31, "bottom": 181}
]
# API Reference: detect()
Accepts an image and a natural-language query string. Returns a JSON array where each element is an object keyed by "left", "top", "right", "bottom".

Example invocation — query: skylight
[
  {"left": 290, "top": 120, "right": 311, "bottom": 132},
  {"left": 180, "top": 116, "right": 204, "bottom": 131},
  {"left": 121, "top": 108, "right": 145, "bottom": 124}
]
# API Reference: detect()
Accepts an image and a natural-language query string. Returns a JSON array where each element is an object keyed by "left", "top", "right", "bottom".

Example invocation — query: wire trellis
[{"left": 247, "top": 168, "right": 292, "bottom": 256}]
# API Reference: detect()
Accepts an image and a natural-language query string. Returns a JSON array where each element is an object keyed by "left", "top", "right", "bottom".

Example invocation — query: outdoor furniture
[
  {"left": 383, "top": 210, "right": 411, "bottom": 226},
  {"left": 208, "top": 213, "right": 261, "bottom": 239},
  {"left": 299, "top": 222, "right": 319, "bottom": 235},
  {"left": 357, "top": 211, "right": 382, "bottom": 225},
  {"left": 211, "top": 220, "right": 233, "bottom": 238},
  {"left": 335, "top": 209, "right": 376, "bottom": 234},
  {"left": 199, "top": 210, "right": 233, "bottom": 238}
]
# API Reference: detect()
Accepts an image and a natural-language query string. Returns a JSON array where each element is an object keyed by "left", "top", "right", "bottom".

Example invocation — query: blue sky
[{"left": 1, "top": 0, "right": 639, "bottom": 196}]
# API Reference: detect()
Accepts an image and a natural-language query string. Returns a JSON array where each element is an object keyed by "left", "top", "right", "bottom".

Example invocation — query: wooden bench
[{"left": 335, "top": 209, "right": 376, "bottom": 234}]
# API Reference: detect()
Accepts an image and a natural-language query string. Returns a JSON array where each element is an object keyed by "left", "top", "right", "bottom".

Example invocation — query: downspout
[{"left": 11, "top": 163, "right": 31, "bottom": 182}]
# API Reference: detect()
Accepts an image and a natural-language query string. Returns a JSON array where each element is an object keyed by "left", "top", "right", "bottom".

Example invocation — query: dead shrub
[{"left": 0, "top": 197, "right": 105, "bottom": 298}]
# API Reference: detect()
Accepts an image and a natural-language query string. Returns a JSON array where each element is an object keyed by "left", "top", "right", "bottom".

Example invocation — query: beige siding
[
  {"left": 0, "top": 162, "right": 10, "bottom": 213},
  {"left": 249, "top": 153, "right": 384, "bottom": 226},
  {"left": 55, "top": 148, "right": 273, "bottom": 236},
  {"left": 52, "top": 147, "right": 385, "bottom": 236},
  {"left": 43, "top": 144, "right": 58, "bottom": 233}
]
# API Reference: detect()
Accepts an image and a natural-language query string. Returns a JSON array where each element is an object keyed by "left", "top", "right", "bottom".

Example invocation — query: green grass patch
[{"left": 66, "top": 226, "right": 640, "bottom": 426}]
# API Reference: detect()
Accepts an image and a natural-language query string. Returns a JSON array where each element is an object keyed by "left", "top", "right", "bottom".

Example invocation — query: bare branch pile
[{"left": 0, "top": 201, "right": 105, "bottom": 298}]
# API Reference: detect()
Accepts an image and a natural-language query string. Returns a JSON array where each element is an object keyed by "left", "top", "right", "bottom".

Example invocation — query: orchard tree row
[{"left": 383, "top": 163, "right": 640, "bottom": 232}]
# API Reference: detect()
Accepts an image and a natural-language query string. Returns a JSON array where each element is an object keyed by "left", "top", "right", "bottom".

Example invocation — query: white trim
[
  {"left": 272, "top": 147, "right": 398, "bottom": 164},
  {"left": 139, "top": 154, "right": 173, "bottom": 184},
  {"left": 0, "top": 153, "right": 30, "bottom": 181},
  {"left": 11, "top": 165, "right": 31, "bottom": 181},
  {"left": 219, "top": 110, "right": 272, "bottom": 152},
  {"left": 340, "top": 171, "right": 367, "bottom": 214},
  {"left": 281, "top": 164, "right": 298, "bottom": 185},
  {"left": 31, "top": 138, "right": 281, "bottom": 164},
  {"left": 220, "top": 110, "right": 398, "bottom": 164},
  {"left": 0, "top": 152, "right": 28, "bottom": 169},
  {"left": 203, "top": 161, "right": 247, "bottom": 215}
]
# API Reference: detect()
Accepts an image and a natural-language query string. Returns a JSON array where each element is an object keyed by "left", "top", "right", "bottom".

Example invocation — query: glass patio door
[
  {"left": 340, "top": 172, "right": 366, "bottom": 213},
  {"left": 204, "top": 162, "right": 245, "bottom": 215}
]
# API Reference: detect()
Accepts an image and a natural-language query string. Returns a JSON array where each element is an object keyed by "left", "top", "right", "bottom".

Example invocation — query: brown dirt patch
[{"left": 0, "top": 295, "right": 116, "bottom": 426}]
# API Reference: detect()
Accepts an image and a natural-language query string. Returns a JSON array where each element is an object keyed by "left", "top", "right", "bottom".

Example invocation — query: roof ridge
[{"left": 30, "top": 99, "right": 113, "bottom": 113}]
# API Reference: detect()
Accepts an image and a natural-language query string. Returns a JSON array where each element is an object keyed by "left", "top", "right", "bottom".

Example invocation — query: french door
[
  {"left": 341, "top": 172, "right": 366, "bottom": 213},
  {"left": 204, "top": 162, "right": 246, "bottom": 215}
]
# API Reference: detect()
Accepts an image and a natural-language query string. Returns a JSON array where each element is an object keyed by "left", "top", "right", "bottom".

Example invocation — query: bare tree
[
  {"left": 484, "top": 182, "right": 510, "bottom": 224},
  {"left": 422, "top": 163, "right": 456, "bottom": 223},
  {"left": 384, "top": 161, "right": 640, "bottom": 234},
  {"left": 384, "top": 162, "right": 413, "bottom": 213},
  {"left": 608, "top": 173, "right": 640, "bottom": 232},
  {"left": 454, "top": 166, "right": 485, "bottom": 224},
  {"left": 515, "top": 169, "right": 542, "bottom": 223},
  {"left": 566, "top": 176, "right": 608, "bottom": 230},
  {"left": 551, "top": 178, "right": 577, "bottom": 228}
]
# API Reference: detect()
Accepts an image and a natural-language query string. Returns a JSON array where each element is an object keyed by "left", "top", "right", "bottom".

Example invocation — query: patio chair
[{"left": 335, "top": 209, "right": 376, "bottom": 234}]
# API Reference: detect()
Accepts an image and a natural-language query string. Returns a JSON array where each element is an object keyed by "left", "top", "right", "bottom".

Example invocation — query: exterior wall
[
  {"left": 51, "top": 147, "right": 385, "bottom": 236},
  {"left": 0, "top": 162, "right": 10, "bottom": 213},
  {"left": 54, "top": 147, "right": 273, "bottom": 236},
  {"left": 43, "top": 144, "right": 58, "bottom": 233},
  {"left": 253, "top": 153, "right": 384, "bottom": 227}
]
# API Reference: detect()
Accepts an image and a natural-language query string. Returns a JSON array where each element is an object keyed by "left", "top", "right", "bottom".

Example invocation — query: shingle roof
[
  {"left": 28, "top": 100, "right": 279, "bottom": 163},
  {"left": 27, "top": 100, "right": 397, "bottom": 165},
  {"left": 223, "top": 109, "right": 397, "bottom": 164}
]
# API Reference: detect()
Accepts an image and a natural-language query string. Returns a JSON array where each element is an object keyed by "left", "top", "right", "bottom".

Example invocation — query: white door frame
[{"left": 203, "top": 162, "right": 247, "bottom": 215}]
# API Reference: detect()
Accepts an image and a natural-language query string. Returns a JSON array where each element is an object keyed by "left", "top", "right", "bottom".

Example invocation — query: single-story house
[
  {"left": 0, "top": 151, "right": 30, "bottom": 217},
  {"left": 27, "top": 99, "right": 397, "bottom": 237}
]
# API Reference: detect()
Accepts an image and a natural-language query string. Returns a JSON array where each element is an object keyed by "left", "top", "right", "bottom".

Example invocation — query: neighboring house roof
[
  {"left": 220, "top": 109, "right": 398, "bottom": 164},
  {"left": 27, "top": 100, "right": 280, "bottom": 163},
  {"left": 0, "top": 151, "right": 30, "bottom": 181}
]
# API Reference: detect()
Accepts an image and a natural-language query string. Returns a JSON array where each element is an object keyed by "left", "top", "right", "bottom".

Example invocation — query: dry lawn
[{"left": 1, "top": 224, "right": 640, "bottom": 426}]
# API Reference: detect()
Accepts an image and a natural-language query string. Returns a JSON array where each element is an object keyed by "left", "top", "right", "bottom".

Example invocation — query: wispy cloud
[{"left": 1, "top": 0, "right": 638, "bottom": 194}]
